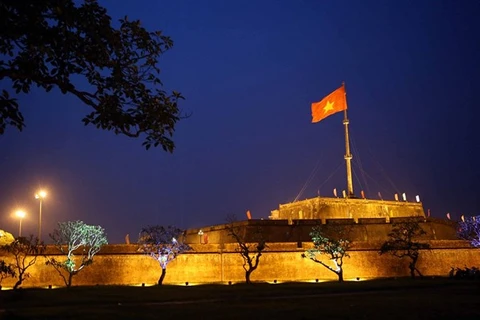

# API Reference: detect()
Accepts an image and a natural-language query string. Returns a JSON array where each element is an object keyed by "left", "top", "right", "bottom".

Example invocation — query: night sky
[{"left": 1, "top": 0, "right": 479, "bottom": 243}]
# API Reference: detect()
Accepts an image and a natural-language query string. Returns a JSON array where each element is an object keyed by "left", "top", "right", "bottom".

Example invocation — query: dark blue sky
[{"left": 1, "top": 0, "right": 479, "bottom": 243}]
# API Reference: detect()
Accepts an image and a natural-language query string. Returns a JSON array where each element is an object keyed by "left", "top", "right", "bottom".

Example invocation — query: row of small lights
[
  {"left": 0, "top": 278, "right": 367, "bottom": 290},
  {"left": 332, "top": 189, "right": 421, "bottom": 202}
]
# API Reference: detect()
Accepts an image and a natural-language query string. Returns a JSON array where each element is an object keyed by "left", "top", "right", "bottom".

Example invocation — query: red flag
[
  {"left": 333, "top": 188, "right": 337, "bottom": 197},
  {"left": 246, "top": 210, "right": 252, "bottom": 220},
  {"left": 361, "top": 190, "right": 365, "bottom": 199},
  {"left": 427, "top": 209, "right": 431, "bottom": 217},
  {"left": 446, "top": 213, "right": 451, "bottom": 220},
  {"left": 311, "top": 85, "right": 347, "bottom": 123},
  {"left": 203, "top": 233, "right": 209, "bottom": 244}
]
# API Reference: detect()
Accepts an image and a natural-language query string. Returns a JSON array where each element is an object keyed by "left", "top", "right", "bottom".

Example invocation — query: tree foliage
[
  {"left": 0, "top": 260, "right": 16, "bottom": 287},
  {"left": 138, "top": 225, "right": 191, "bottom": 285},
  {"left": 302, "top": 225, "right": 351, "bottom": 282},
  {"left": 458, "top": 215, "right": 480, "bottom": 248},
  {"left": 380, "top": 218, "right": 430, "bottom": 278},
  {"left": 226, "top": 216, "right": 267, "bottom": 284},
  {"left": 47, "top": 220, "right": 108, "bottom": 287},
  {"left": 1, "top": 235, "right": 45, "bottom": 289},
  {"left": 0, "top": 0, "right": 184, "bottom": 150}
]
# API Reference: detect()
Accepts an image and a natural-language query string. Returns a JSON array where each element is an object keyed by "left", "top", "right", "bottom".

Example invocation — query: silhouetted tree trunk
[
  {"left": 337, "top": 269, "right": 344, "bottom": 282},
  {"left": 13, "top": 275, "right": 23, "bottom": 290},
  {"left": 158, "top": 268, "right": 167, "bottom": 285},
  {"left": 245, "top": 270, "right": 252, "bottom": 284},
  {"left": 409, "top": 254, "right": 423, "bottom": 279},
  {"left": 67, "top": 273, "right": 74, "bottom": 287}
]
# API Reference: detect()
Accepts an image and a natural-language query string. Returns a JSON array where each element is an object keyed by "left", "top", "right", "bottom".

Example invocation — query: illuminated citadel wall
[{"left": 0, "top": 224, "right": 479, "bottom": 288}]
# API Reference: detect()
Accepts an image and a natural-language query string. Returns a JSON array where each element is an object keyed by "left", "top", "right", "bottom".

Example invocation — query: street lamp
[
  {"left": 15, "top": 210, "right": 26, "bottom": 237},
  {"left": 35, "top": 190, "right": 47, "bottom": 241},
  {"left": 198, "top": 229, "right": 204, "bottom": 244}
]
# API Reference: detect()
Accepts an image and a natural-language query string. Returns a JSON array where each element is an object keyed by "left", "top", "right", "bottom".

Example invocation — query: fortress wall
[
  {"left": 1, "top": 242, "right": 479, "bottom": 288},
  {"left": 183, "top": 220, "right": 459, "bottom": 245},
  {"left": 271, "top": 198, "right": 425, "bottom": 221}
]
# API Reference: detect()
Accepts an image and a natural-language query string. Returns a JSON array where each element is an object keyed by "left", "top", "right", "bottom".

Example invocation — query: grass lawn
[{"left": 0, "top": 278, "right": 479, "bottom": 319}]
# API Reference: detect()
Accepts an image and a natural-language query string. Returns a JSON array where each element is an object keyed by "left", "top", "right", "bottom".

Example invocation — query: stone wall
[
  {"left": 270, "top": 197, "right": 425, "bottom": 222},
  {"left": 184, "top": 218, "right": 458, "bottom": 245},
  {"left": 1, "top": 241, "right": 479, "bottom": 288}
]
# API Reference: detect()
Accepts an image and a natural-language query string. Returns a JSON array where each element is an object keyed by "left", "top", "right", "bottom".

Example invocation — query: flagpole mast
[{"left": 342, "top": 82, "right": 354, "bottom": 197}]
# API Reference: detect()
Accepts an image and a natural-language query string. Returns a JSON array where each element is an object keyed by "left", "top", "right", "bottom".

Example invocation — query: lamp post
[
  {"left": 35, "top": 190, "right": 47, "bottom": 241},
  {"left": 198, "top": 229, "right": 204, "bottom": 244},
  {"left": 15, "top": 210, "right": 26, "bottom": 237}
]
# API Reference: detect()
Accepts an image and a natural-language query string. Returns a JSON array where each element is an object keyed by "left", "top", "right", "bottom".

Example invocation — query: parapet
[{"left": 270, "top": 197, "right": 425, "bottom": 221}]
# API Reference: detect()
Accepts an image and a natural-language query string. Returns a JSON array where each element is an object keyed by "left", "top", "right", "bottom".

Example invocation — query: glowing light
[
  {"left": 131, "top": 283, "right": 155, "bottom": 287},
  {"left": 35, "top": 190, "right": 47, "bottom": 199},
  {"left": 43, "top": 285, "right": 60, "bottom": 289},
  {"left": 173, "top": 282, "right": 201, "bottom": 286},
  {"left": 402, "top": 193, "right": 407, "bottom": 201},
  {"left": 416, "top": 195, "right": 420, "bottom": 202},
  {"left": 15, "top": 210, "right": 26, "bottom": 219}
]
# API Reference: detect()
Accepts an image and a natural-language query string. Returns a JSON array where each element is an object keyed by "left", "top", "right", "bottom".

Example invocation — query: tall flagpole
[{"left": 342, "top": 82, "right": 354, "bottom": 197}]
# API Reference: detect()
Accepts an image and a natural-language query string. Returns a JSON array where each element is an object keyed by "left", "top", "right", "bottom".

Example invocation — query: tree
[
  {"left": 226, "top": 216, "right": 267, "bottom": 284},
  {"left": 47, "top": 221, "right": 108, "bottom": 287},
  {"left": 0, "top": 0, "right": 184, "bottom": 150},
  {"left": 0, "top": 260, "right": 16, "bottom": 288},
  {"left": 380, "top": 218, "right": 431, "bottom": 278},
  {"left": 1, "top": 235, "right": 45, "bottom": 289},
  {"left": 138, "top": 225, "right": 191, "bottom": 285},
  {"left": 458, "top": 215, "right": 480, "bottom": 247},
  {"left": 302, "top": 225, "right": 351, "bottom": 282}
]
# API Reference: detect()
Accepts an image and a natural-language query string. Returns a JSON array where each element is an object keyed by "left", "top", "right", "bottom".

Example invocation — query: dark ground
[{"left": 0, "top": 278, "right": 479, "bottom": 319}]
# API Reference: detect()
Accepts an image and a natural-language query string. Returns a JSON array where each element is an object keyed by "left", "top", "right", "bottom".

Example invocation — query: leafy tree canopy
[
  {"left": 0, "top": 0, "right": 184, "bottom": 150},
  {"left": 380, "top": 218, "right": 430, "bottom": 278},
  {"left": 303, "top": 225, "right": 351, "bottom": 282},
  {"left": 138, "top": 225, "right": 190, "bottom": 285},
  {"left": 458, "top": 215, "right": 480, "bottom": 248},
  {"left": 0, "top": 260, "right": 16, "bottom": 286},
  {"left": 1, "top": 235, "right": 46, "bottom": 289},
  {"left": 48, "top": 220, "right": 108, "bottom": 287}
]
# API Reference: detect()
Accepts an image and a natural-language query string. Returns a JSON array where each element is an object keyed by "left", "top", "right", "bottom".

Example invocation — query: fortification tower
[{"left": 269, "top": 83, "right": 425, "bottom": 223}]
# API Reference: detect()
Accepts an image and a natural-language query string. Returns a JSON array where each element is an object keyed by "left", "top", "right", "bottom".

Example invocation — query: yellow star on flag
[{"left": 323, "top": 101, "right": 334, "bottom": 114}]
